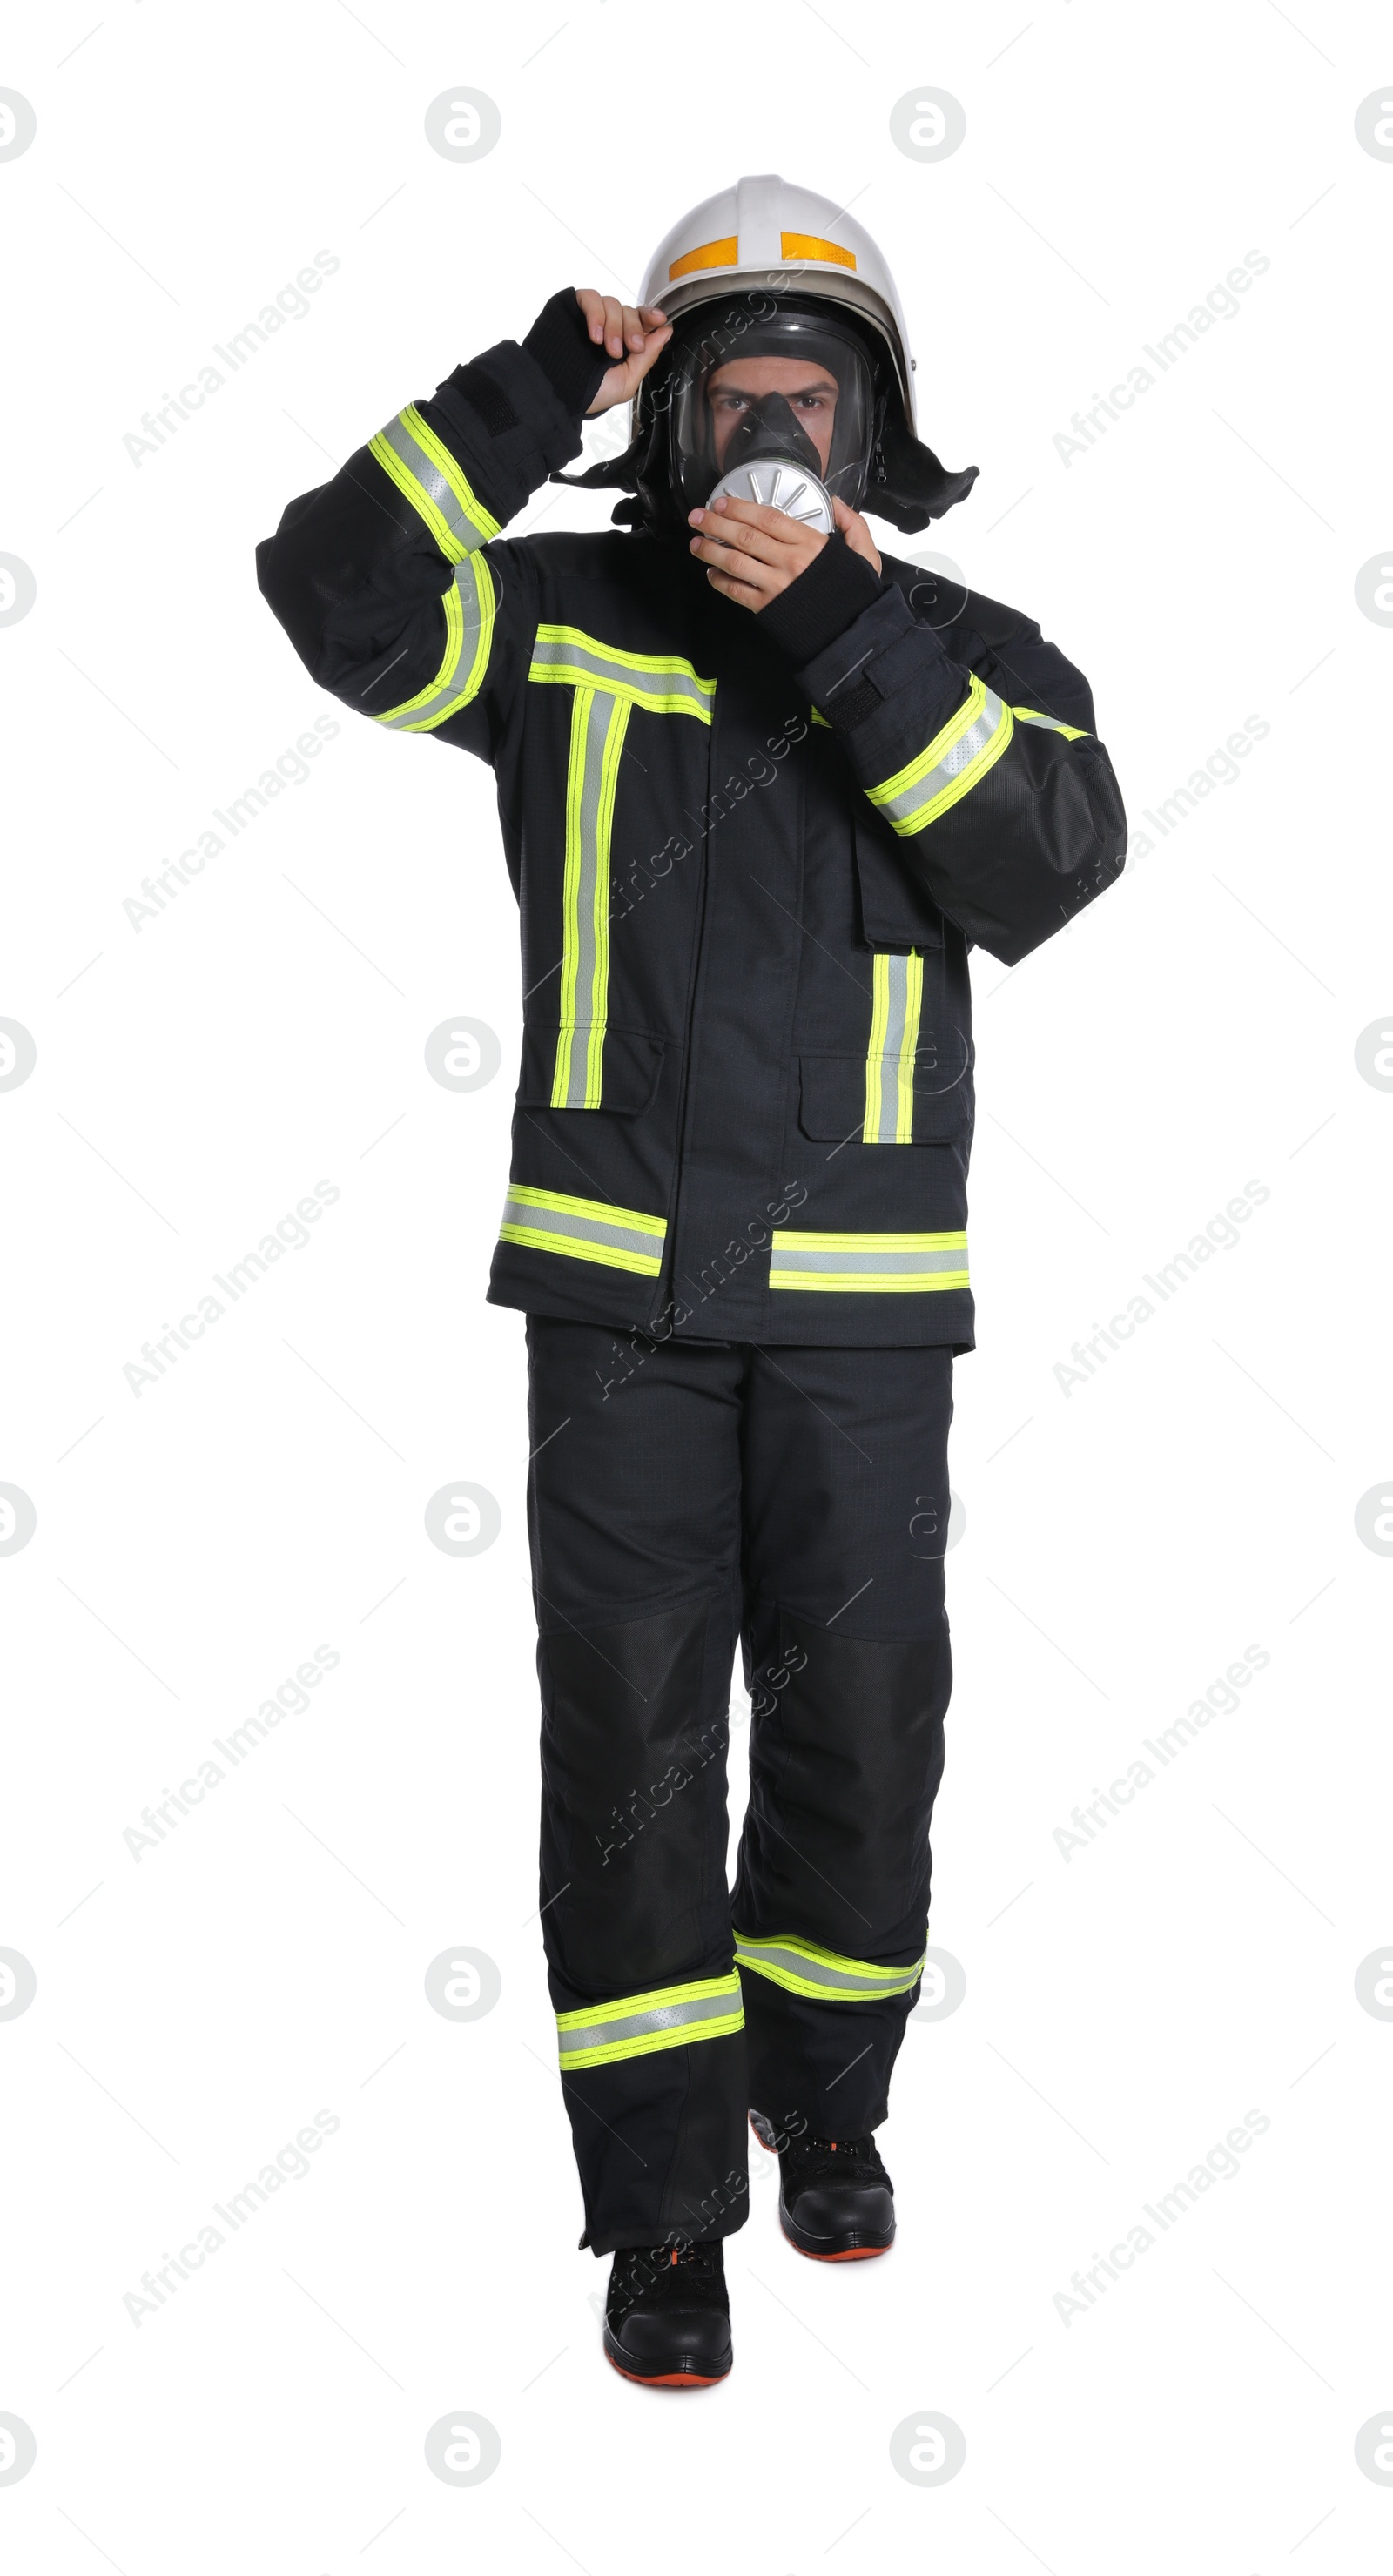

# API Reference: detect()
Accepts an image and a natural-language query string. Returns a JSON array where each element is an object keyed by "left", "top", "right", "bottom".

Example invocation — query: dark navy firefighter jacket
[{"left": 257, "top": 292, "right": 1127, "bottom": 1350}]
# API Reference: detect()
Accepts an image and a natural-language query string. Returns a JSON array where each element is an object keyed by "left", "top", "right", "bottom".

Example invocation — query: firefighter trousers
[{"left": 526, "top": 1316, "right": 954, "bottom": 2255}]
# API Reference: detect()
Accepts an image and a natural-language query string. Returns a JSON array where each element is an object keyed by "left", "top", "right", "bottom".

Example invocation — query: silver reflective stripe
[
  {"left": 773, "top": 1241, "right": 966, "bottom": 1276},
  {"left": 555, "top": 1969, "right": 744, "bottom": 2068},
  {"left": 769, "top": 1230, "right": 969, "bottom": 1294},
  {"left": 558, "top": 1991, "right": 739, "bottom": 2058},
  {"left": 553, "top": 688, "right": 627, "bottom": 1109},
  {"left": 373, "top": 409, "right": 494, "bottom": 555},
  {"left": 874, "top": 684, "right": 1007, "bottom": 831},
  {"left": 373, "top": 552, "right": 491, "bottom": 733},
  {"left": 874, "top": 958, "right": 912, "bottom": 1145},
  {"left": 556, "top": 688, "right": 611, "bottom": 1107},
  {"left": 734, "top": 1934, "right": 925, "bottom": 1999},
  {"left": 529, "top": 626, "right": 715, "bottom": 718},
  {"left": 864, "top": 952, "right": 923, "bottom": 1145},
  {"left": 499, "top": 1186, "right": 666, "bottom": 1277}
]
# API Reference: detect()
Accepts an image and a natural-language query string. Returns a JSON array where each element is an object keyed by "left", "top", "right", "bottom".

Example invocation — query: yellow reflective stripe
[
  {"left": 556, "top": 1970, "right": 744, "bottom": 2069},
  {"left": 891, "top": 706, "right": 1013, "bottom": 832},
  {"left": 864, "top": 956, "right": 890, "bottom": 1143},
  {"left": 368, "top": 403, "right": 500, "bottom": 563},
  {"left": 370, "top": 424, "right": 462, "bottom": 560},
  {"left": 538, "top": 627, "right": 711, "bottom": 681},
  {"left": 589, "top": 696, "right": 626, "bottom": 1104},
  {"left": 1013, "top": 703, "right": 1088, "bottom": 741},
  {"left": 553, "top": 690, "right": 589, "bottom": 1107},
  {"left": 551, "top": 689, "right": 630, "bottom": 1109},
  {"left": 770, "top": 1270, "right": 970, "bottom": 1293},
  {"left": 400, "top": 405, "right": 500, "bottom": 541},
  {"left": 499, "top": 1185, "right": 667, "bottom": 1277},
  {"left": 868, "top": 679, "right": 1014, "bottom": 837},
  {"left": 769, "top": 1229, "right": 968, "bottom": 1293},
  {"left": 529, "top": 625, "right": 715, "bottom": 719},
  {"left": 498, "top": 1225, "right": 663, "bottom": 1277},
  {"left": 464, "top": 554, "right": 498, "bottom": 706},
  {"left": 865, "top": 690, "right": 1093, "bottom": 841},
  {"left": 862, "top": 952, "right": 924, "bottom": 1143},
  {"left": 530, "top": 665, "right": 710, "bottom": 715},
  {"left": 536, "top": 631, "right": 707, "bottom": 1110},
  {"left": 374, "top": 551, "right": 496, "bottom": 733},
  {"left": 867, "top": 676, "right": 989, "bottom": 809},
  {"left": 896, "top": 951, "right": 922, "bottom": 1141},
  {"left": 734, "top": 1928, "right": 925, "bottom": 2003},
  {"left": 773, "top": 1229, "right": 967, "bottom": 1248}
]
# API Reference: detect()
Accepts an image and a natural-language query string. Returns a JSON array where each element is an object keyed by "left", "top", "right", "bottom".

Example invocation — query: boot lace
[{"left": 610, "top": 2238, "right": 725, "bottom": 2313}]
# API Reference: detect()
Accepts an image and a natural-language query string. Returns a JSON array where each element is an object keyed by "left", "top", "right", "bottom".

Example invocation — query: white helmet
[
  {"left": 639, "top": 173, "right": 919, "bottom": 431},
  {"left": 564, "top": 174, "right": 977, "bottom": 535}
]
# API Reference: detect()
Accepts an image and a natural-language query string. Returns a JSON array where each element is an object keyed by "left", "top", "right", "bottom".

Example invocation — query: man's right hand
[{"left": 577, "top": 289, "right": 671, "bottom": 415}]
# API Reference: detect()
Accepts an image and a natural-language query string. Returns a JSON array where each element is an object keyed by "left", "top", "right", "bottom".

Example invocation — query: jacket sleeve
[
  {"left": 757, "top": 540, "right": 1127, "bottom": 966},
  {"left": 254, "top": 291, "right": 609, "bottom": 763}
]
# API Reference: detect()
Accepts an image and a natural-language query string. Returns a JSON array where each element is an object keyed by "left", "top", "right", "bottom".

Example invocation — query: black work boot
[
  {"left": 752, "top": 2114, "right": 896, "bottom": 2260},
  {"left": 602, "top": 2240, "right": 733, "bottom": 2387}
]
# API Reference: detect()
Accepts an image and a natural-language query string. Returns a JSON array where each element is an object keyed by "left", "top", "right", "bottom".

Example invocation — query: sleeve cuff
[
  {"left": 522, "top": 288, "right": 611, "bottom": 421},
  {"left": 755, "top": 534, "right": 885, "bottom": 662}
]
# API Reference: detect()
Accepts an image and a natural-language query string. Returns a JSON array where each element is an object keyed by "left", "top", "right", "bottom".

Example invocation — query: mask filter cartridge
[{"left": 704, "top": 456, "right": 835, "bottom": 531}]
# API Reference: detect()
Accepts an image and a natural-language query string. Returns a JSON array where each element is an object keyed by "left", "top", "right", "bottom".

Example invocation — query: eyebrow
[{"left": 710, "top": 376, "right": 838, "bottom": 397}]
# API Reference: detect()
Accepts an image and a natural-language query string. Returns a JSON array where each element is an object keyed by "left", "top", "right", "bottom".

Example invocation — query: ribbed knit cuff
[
  {"left": 522, "top": 288, "right": 611, "bottom": 420},
  {"left": 755, "top": 534, "right": 885, "bottom": 662}
]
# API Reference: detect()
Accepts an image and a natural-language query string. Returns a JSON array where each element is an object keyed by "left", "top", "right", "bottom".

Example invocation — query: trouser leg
[
  {"left": 526, "top": 1318, "right": 750, "bottom": 2255},
  {"left": 731, "top": 1342, "right": 955, "bottom": 2136}
]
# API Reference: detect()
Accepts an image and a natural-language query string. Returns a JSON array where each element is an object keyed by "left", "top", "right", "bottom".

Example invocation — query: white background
[{"left": 3, "top": 2, "right": 1391, "bottom": 2568}]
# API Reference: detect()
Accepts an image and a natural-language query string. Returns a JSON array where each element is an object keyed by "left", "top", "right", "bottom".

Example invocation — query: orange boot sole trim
[
  {"left": 605, "top": 2352, "right": 729, "bottom": 2387},
  {"left": 792, "top": 2241, "right": 890, "bottom": 2261}
]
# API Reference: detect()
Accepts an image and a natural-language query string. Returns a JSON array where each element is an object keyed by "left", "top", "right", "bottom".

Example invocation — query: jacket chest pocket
[{"left": 853, "top": 802, "right": 945, "bottom": 952}]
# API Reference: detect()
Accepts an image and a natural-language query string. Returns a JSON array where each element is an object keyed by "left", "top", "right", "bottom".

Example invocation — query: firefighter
[{"left": 258, "top": 173, "right": 1127, "bottom": 2390}]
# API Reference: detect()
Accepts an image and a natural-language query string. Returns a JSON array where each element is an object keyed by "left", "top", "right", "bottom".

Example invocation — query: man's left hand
[{"left": 688, "top": 494, "right": 881, "bottom": 610}]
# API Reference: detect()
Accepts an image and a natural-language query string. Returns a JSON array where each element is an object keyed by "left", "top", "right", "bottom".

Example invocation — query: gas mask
[
  {"left": 705, "top": 390, "right": 836, "bottom": 532},
  {"left": 665, "top": 303, "right": 876, "bottom": 532}
]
